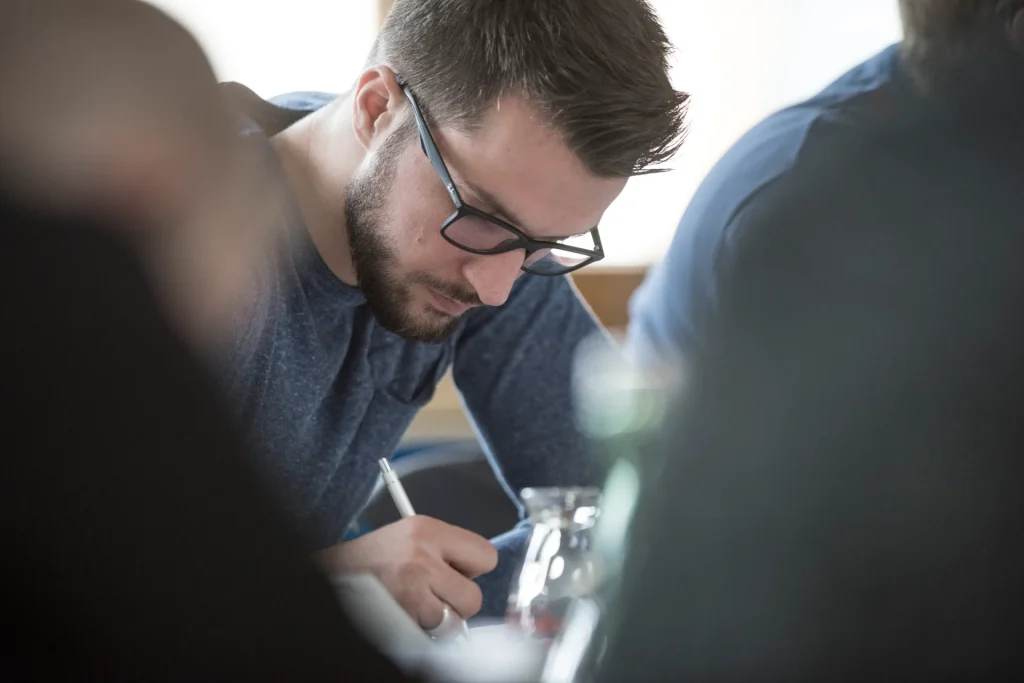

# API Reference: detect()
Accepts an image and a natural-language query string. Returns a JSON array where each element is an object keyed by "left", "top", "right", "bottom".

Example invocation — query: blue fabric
[
  {"left": 626, "top": 44, "right": 903, "bottom": 368},
  {"left": 222, "top": 89, "right": 607, "bottom": 617}
]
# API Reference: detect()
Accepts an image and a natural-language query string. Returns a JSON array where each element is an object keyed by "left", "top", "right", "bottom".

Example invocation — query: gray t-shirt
[{"left": 223, "top": 87, "right": 605, "bottom": 615}]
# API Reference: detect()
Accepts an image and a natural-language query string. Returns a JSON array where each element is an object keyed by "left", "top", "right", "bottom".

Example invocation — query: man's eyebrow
[
  {"left": 461, "top": 177, "right": 528, "bottom": 231},
  {"left": 460, "top": 177, "right": 585, "bottom": 242}
]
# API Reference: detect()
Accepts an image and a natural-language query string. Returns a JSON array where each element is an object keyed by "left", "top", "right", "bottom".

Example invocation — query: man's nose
[{"left": 462, "top": 249, "right": 524, "bottom": 307}]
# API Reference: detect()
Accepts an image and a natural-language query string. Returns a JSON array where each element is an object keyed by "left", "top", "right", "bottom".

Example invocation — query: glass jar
[{"left": 505, "top": 487, "right": 602, "bottom": 643}]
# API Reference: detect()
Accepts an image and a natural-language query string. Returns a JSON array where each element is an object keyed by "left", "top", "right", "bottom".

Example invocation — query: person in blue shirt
[
  {"left": 218, "top": 0, "right": 689, "bottom": 627},
  {"left": 605, "top": 2, "right": 1024, "bottom": 679},
  {"left": 626, "top": 40, "right": 906, "bottom": 370}
]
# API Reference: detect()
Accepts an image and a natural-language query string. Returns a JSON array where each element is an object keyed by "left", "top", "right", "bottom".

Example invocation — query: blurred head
[
  {"left": 0, "top": 0, "right": 278, "bottom": 350},
  {"left": 899, "top": 0, "right": 1024, "bottom": 88},
  {"left": 342, "top": 0, "right": 689, "bottom": 343}
]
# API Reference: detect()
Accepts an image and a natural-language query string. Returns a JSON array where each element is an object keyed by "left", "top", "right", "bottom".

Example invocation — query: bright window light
[{"left": 146, "top": 0, "right": 377, "bottom": 97}]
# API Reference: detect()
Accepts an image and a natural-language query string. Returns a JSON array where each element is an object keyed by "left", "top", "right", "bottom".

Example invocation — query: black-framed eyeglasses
[{"left": 399, "top": 80, "right": 604, "bottom": 276}]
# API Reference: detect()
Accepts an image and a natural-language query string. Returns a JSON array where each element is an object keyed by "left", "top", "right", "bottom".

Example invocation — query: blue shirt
[
  {"left": 223, "top": 88, "right": 606, "bottom": 617},
  {"left": 627, "top": 45, "right": 903, "bottom": 367}
]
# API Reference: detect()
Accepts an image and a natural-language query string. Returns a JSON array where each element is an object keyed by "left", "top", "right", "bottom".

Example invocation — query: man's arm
[
  {"left": 452, "top": 274, "right": 607, "bottom": 616},
  {"left": 454, "top": 274, "right": 608, "bottom": 497}
]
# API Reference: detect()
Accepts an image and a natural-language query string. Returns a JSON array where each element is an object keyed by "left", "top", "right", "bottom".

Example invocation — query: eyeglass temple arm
[{"left": 400, "top": 83, "right": 462, "bottom": 207}]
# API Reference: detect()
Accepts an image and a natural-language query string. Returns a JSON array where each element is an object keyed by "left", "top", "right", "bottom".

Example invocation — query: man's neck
[{"left": 271, "top": 96, "right": 361, "bottom": 286}]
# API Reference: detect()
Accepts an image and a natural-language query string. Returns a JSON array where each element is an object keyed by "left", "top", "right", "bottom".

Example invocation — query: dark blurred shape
[
  {"left": 0, "top": 0, "right": 280, "bottom": 352},
  {"left": 898, "top": 0, "right": 1024, "bottom": 90},
  {"left": 600, "top": 9, "right": 1024, "bottom": 683},
  {"left": 0, "top": 192, "right": 412, "bottom": 681},
  {"left": 0, "top": 0, "right": 413, "bottom": 679},
  {"left": 0, "top": 0, "right": 229, "bottom": 201}
]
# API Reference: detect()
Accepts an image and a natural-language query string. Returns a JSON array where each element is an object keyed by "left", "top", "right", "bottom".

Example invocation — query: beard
[{"left": 343, "top": 128, "right": 476, "bottom": 344}]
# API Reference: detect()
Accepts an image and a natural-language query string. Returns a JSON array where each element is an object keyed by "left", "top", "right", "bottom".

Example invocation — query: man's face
[{"left": 345, "top": 95, "right": 627, "bottom": 343}]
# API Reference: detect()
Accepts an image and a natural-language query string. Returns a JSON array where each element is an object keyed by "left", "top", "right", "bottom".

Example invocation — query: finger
[
  {"left": 426, "top": 605, "right": 460, "bottom": 638},
  {"left": 432, "top": 523, "right": 499, "bottom": 578},
  {"left": 429, "top": 561, "right": 484, "bottom": 619},
  {"left": 412, "top": 588, "right": 448, "bottom": 631}
]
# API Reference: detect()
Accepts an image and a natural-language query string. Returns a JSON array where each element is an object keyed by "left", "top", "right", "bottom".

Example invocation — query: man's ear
[{"left": 352, "top": 66, "right": 406, "bottom": 151}]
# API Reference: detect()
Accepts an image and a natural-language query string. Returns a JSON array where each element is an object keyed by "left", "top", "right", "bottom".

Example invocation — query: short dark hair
[
  {"left": 899, "top": 0, "right": 1024, "bottom": 88},
  {"left": 369, "top": 0, "right": 690, "bottom": 178}
]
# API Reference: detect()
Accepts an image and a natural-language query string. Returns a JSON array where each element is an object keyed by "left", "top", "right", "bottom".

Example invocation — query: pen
[
  {"left": 377, "top": 458, "right": 471, "bottom": 642},
  {"left": 379, "top": 457, "right": 416, "bottom": 518}
]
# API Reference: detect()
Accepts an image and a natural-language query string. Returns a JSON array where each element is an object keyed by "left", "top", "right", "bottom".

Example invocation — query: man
[
  {"left": 221, "top": 0, "right": 689, "bottom": 624},
  {"left": 600, "top": 1, "right": 1024, "bottom": 679},
  {"left": 1, "top": 1, "right": 411, "bottom": 678},
  {"left": 626, "top": 2, "right": 1024, "bottom": 370}
]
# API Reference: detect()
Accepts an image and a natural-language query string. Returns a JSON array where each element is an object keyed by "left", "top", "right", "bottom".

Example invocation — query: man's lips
[{"left": 425, "top": 287, "right": 475, "bottom": 316}]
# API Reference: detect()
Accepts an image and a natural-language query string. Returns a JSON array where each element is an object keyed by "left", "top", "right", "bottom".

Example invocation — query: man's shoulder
[
  {"left": 626, "top": 45, "right": 903, "bottom": 364},
  {"left": 681, "top": 44, "right": 903, "bottom": 240},
  {"left": 220, "top": 83, "right": 340, "bottom": 136},
  {"left": 268, "top": 91, "right": 338, "bottom": 112}
]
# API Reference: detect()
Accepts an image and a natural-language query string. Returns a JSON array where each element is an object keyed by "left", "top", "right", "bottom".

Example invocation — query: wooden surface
[
  {"left": 402, "top": 266, "right": 648, "bottom": 443},
  {"left": 569, "top": 266, "right": 647, "bottom": 329}
]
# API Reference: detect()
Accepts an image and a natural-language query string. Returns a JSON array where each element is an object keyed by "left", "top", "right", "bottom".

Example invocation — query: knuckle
[
  {"left": 393, "top": 587, "right": 419, "bottom": 615},
  {"left": 396, "top": 558, "right": 430, "bottom": 585},
  {"left": 393, "top": 577, "right": 429, "bottom": 613}
]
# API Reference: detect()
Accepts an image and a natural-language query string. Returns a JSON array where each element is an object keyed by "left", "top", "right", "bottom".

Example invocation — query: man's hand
[{"left": 313, "top": 516, "right": 499, "bottom": 629}]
